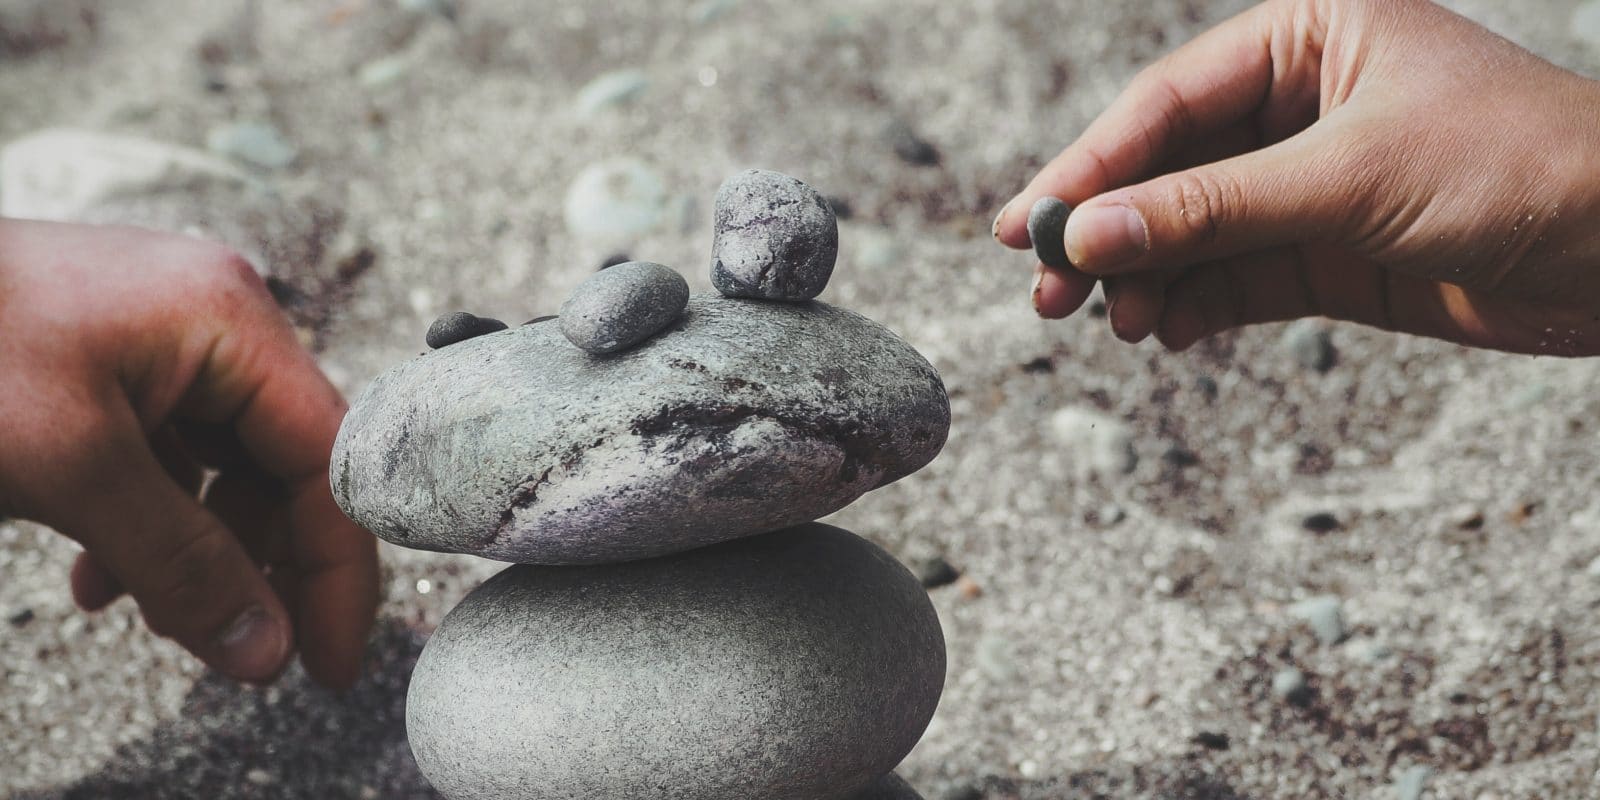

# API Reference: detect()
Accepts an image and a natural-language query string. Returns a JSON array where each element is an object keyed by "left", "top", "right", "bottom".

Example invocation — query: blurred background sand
[{"left": 3, "top": 1, "right": 1600, "bottom": 797}]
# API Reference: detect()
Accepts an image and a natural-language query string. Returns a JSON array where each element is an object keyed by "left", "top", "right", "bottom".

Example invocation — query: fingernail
[
  {"left": 215, "top": 606, "right": 288, "bottom": 681},
  {"left": 992, "top": 198, "right": 1014, "bottom": 240},
  {"left": 1066, "top": 204, "right": 1148, "bottom": 269},
  {"left": 1031, "top": 265, "right": 1046, "bottom": 315}
]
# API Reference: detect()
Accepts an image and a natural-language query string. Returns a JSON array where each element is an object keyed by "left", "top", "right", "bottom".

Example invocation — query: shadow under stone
[{"left": 18, "top": 619, "right": 440, "bottom": 800}]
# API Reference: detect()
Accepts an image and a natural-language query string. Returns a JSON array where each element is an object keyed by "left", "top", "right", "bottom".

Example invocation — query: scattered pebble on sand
[
  {"left": 1288, "top": 595, "right": 1346, "bottom": 645},
  {"left": 574, "top": 69, "right": 650, "bottom": 117},
  {"left": 1393, "top": 765, "right": 1432, "bottom": 800},
  {"left": 883, "top": 118, "right": 940, "bottom": 166},
  {"left": 1301, "top": 512, "right": 1341, "bottom": 534},
  {"left": 206, "top": 122, "right": 298, "bottom": 170},
  {"left": 1050, "top": 407, "right": 1138, "bottom": 477},
  {"left": 1270, "top": 667, "right": 1311, "bottom": 705},
  {"left": 1282, "top": 320, "right": 1337, "bottom": 372},
  {"left": 563, "top": 159, "right": 668, "bottom": 241}
]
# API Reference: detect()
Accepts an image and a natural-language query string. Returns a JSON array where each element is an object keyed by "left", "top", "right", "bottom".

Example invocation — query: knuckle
[
  {"left": 1164, "top": 171, "right": 1238, "bottom": 245},
  {"left": 144, "top": 530, "right": 238, "bottom": 635}
]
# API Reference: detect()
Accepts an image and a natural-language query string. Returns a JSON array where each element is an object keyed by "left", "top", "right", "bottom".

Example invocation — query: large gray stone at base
[
  {"left": 406, "top": 524, "right": 946, "bottom": 800},
  {"left": 332, "top": 294, "right": 949, "bottom": 564}
]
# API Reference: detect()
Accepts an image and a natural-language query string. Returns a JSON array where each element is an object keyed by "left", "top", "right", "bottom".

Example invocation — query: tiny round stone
[
  {"left": 559, "top": 261, "right": 689, "bottom": 355},
  {"left": 425, "top": 312, "right": 508, "bottom": 349},
  {"left": 711, "top": 169, "right": 838, "bottom": 301},
  {"left": 1027, "top": 196, "right": 1072, "bottom": 270}
]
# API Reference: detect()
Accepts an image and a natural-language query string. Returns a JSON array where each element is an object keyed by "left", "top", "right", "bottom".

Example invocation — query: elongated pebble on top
[
  {"left": 1028, "top": 196, "right": 1072, "bottom": 270},
  {"left": 426, "top": 311, "right": 508, "bottom": 349},
  {"left": 559, "top": 261, "right": 689, "bottom": 355},
  {"left": 711, "top": 169, "right": 838, "bottom": 301}
]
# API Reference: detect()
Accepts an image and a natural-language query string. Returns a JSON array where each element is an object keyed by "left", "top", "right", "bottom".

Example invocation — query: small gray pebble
[
  {"left": 1270, "top": 667, "right": 1311, "bottom": 704},
  {"left": 559, "top": 261, "right": 689, "bottom": 355},
  {"left": 711, "top": 169, "right": 838, "bottom": 300},
  {"left": 884, "top": 119, "right": 939, "bottom": 166},
  {"left": 1027, "top": 197, "right": 1072, "bottom": 270},
  {"left": 1283, "top": 320, "right": 1337, "bottom": 372},
  {"left": 425, "top": 312, "right": 507, "bottom": 349},
  {"left": 1288, "top": 595, "right": 1346, "bottom": 645},
  {"left": 1393, "top": 766, "right": 1432, "bottom": 800}
]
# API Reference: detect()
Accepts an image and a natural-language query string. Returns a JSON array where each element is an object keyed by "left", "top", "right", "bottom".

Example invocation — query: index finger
[
  {"left": 180, "top": 261, "right": 378, "bottom": 688},
  {"left": 995, "top": 0, "right": 1309, "bottom": 249}
]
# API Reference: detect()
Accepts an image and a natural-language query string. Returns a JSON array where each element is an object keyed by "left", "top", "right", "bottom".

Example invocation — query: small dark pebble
[
  {"left": 1162, "top": 446, "right": 1199, "bottom": 467},
  {"left": 1026, "top": 197, "right": 1072, "bottom": 270},
  {"left": 825, "top": 195, "right": 854, "bottom": 220},
  {"left": 913, "top": 556, "right": 961, "bottom": 589},
  {"left": 884, "top": 119, "right": 939, "bottom": 166},
  {"left": 426, "top": 311, "right": 508, "bottom": 349},
  {"left": 1087, "top": 300, "right": 1107, "bottom": 317},
  {"left": 1301, "top": 512, "right": 1342, "bottom": 534},
  {"left": 598, "top": 252, "right": 632, "bottom": 271},
  {"left": 523, "top": 315, "right": 557, "bottom": 325},
  {"left": 8, "top": 608, "right": 34, "bottom": 628},
  {"left": 1019, "top": 356, "right": 1055, "bottom": 374},
  {"left": 1190, "top": 731, "right": 1230, "bottom": 751},
  {"left": 1195, "top": 375, "right": 1218, "bottom": 400},
  {"left": 1457, "top": 511, "right": 1486, "bottom": 530}
]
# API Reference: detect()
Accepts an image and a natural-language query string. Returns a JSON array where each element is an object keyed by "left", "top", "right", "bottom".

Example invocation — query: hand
[
  {"left": 0, "top": 219, "right": 378, "bottom": 688},
  {"left": 995, "top": 0, "right": 1600, "bottom": 355}
]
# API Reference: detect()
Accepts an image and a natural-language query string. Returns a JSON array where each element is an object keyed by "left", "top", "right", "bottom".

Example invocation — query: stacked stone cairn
[{"left": 331, "top": 170, "right": 952, "bottom": 800}]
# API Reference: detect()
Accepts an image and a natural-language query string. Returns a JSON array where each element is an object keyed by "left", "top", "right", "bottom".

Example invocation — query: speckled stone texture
[
  {"left": 710, "top": 169, "right": 838, "bottom": 300},
  {"left": 332, "top": 294, "right": 949, "bottom": 564},
  {"left": 558, "top": 260, "right": 689, "bottom": 354},
  {"left": 405, "top": 523, "right": 946, "bottom": 800}
]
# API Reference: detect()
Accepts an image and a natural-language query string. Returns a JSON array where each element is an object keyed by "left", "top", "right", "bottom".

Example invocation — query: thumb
[
  {"left": 47, "top": 421, "right": 293, "bottom": 684},
  {"left": 1064, "top": 132, "right": 1351, "bottom": 276}
]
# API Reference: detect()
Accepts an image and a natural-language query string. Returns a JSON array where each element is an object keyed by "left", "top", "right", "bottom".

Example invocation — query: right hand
[{"left": 994, "top": 0, "right": 1600, "bottom": 355}]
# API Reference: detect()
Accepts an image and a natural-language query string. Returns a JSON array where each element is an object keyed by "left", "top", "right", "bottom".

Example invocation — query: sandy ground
[{"left": 4, "top": 0, "right": 1600, "bottom": 797}]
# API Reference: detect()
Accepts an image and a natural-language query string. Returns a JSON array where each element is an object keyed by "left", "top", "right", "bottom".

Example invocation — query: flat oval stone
[
  {"left": 711, "top": 169, "right": 838, "bottom": 301},
  {"left": 1027, "top": 196, "right": 1072, "bottom": 270},
  {"left": 559, "top": 260, "right": 689, "bottom": 355},
  {"left": 406, "top": 523, "right": 946, "bottom": 800},
  {"left": 425, "top": 311, "right": 508, "bottom": 349},
  {"left": 332, "top": 294, "right": 949, "bottom": 564}
]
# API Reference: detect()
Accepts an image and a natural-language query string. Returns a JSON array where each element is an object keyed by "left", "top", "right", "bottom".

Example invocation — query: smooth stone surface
[
  {"left": 406, "top": 524, "right": 946, "bottom": 800},
  {"left": 559, "top": 261, "right": 689, "bottom": 354},
  {"left": 563, "top": 158, "right": 667, "bottom": 241},
  {"left": 206, "top": 122, "right": 298, "bottom": 170},
  {"left": 711, "top": 169, "right": 838, "bottom": 301},
  {"left": 333, "top": 294, "right": 950, "bottom": 564},
  {"left": 851, "top": 773, "right": 924, "bottom": 800},
  {"left": 425, "top": 312, "right": 508, "bottom": 349},
  {"left": 1027, "top": 196, "right": 1071, "bottom": 270}
]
